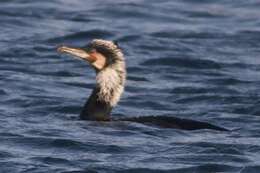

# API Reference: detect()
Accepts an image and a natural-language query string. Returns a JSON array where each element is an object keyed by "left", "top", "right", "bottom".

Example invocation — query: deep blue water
[{"left": 1, "top": 0, "right": 260, "bottom": 172}]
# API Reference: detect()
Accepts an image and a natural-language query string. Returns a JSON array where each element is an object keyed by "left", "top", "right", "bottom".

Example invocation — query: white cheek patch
[{"left": 96, "top": 68, "right": 124, "bottom": 106}]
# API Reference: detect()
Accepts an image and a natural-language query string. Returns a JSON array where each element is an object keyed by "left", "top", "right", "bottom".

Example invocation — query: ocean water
[{"left": 1, "top": 0, "right": 260, "bottom": 172}]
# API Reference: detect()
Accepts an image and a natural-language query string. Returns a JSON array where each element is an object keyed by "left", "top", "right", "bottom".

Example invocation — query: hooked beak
[{"left": 57, "top": 46, "right": 97, "bottom": 63}]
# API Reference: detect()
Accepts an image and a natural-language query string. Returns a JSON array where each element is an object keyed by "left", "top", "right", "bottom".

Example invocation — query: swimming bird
[{"left": 57, "top": 39, "right": 227, "bottom": 131}]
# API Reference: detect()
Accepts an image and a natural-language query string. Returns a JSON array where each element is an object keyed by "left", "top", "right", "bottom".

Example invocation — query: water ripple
[{"left": 1, "top": 0, "right": 260, "bottom": 172}]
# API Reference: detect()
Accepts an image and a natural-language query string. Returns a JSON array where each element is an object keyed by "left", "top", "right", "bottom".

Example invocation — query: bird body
[{"left": 57, "top": 39, "right": 228, "bottom": 131}]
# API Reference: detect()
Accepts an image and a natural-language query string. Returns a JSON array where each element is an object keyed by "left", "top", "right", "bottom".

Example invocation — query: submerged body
[{"left": 58, "top": 39, "right": 228, "bottom": 131}]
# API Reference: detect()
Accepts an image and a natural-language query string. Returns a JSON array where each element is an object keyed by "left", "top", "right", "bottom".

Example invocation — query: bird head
[{"left": 57, "top": 39, "right": 123, "bottom": 71}]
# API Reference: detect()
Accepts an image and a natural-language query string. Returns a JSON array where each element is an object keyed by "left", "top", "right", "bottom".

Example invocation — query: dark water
[{"left": 1, "top": 0, "right": 260, "bottom": 172}]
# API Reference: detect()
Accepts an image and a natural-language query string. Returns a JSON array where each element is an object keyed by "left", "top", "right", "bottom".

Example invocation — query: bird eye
[{"left": 89, "top": 49, "right": 96, "bottom": 53}]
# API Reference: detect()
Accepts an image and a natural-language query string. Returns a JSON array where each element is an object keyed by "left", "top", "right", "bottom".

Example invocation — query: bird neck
[
  {"left": 80, "top": 67, "right": 125, "bottom": 121},
  {"left": 80, "top": 87, "right": 112, "bottom": 121}
]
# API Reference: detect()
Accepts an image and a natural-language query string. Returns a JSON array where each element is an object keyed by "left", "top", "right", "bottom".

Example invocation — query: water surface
[{"left": 1, "top": 0, "right": 260, "bottom": 172}]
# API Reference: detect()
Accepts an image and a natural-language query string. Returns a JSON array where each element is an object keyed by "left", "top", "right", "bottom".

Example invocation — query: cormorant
[{"left": 57, "top": 39, "right": 227, "bottom": 131}]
